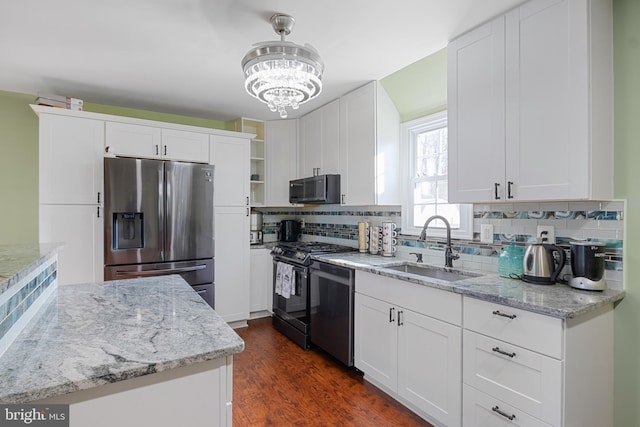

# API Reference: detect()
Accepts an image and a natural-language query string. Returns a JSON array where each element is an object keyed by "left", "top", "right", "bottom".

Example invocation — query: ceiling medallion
[{"left": 241, "top": 13, "right": 324, "bottom": 118}]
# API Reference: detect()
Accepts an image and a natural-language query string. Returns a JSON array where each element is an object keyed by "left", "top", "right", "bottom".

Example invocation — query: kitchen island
[{"left": 0, "top": 247, "right": 243, "bottom": 427}]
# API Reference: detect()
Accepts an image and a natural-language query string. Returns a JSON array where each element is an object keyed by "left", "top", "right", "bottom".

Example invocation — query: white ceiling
[{"left": 0, "top": 0, "right": 524, "bottom": 122}]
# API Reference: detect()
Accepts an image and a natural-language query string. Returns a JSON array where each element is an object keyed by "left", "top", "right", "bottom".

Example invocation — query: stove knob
[{"left": 296, "top": 252, "right": 305, "bottom": 260}]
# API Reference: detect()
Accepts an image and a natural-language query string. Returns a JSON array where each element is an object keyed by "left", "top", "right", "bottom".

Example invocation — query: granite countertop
[
  {"left": 314, "top": 253, "right": 625, "bottom": 319},
  {"left": 0, "top": 243, "right": 61, "bottom": 295},
  {"left": 0, "top": 275, "right": 244, "bottom": 403}
]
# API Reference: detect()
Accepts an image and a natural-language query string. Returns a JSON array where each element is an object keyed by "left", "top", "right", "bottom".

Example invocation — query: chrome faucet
[{"left": 418, "top": 215, "right": 459, "bottom": 268}]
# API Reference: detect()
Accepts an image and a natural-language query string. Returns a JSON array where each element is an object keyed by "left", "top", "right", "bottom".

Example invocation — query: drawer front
[
  {"left": 463, "top": 384, "right": 553, "bottom": 427},
  {"left": 463, "top": 296, "right": 563, "bottom": 358},
  {"left": 356, "top": 271, "right": 462, "bottom": 325},
  {"left": 463, "top": 330, "right": 562, "bottom": 426}
]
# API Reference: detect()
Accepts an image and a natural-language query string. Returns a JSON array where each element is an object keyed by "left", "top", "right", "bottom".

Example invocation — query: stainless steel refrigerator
[{"left": 103, "top": 157, "right": 215, "bottom": 308}]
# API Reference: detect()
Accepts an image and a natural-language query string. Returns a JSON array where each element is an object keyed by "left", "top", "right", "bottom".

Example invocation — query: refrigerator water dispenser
[{"left": 113, "top": 212, "right": 144, "bottom": 249}]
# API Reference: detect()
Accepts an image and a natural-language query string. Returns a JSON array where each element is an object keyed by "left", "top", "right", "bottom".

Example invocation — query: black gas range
[
  {"left": 271, "top": 241, "right": 356, "bottom": 349},
  {"left": 271, "top": 241, "right": 357, "bottom": 266}
]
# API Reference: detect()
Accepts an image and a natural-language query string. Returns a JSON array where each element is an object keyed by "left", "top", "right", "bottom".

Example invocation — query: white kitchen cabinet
[
  {"left": 105, "top": 122, "right": 209, "bottom": 163},
  {"left": 462, "top": 296, "right": 614, "bottom": 427},
  {"left": 265, "top": 119, "right": 298, "bottom": 206},
  {"left": 298, "top": 99, "right": 340, "bottom": 178},
  {"left": 448, "top": 0, "right": 613, "bottom": 203},
  {"left": 161, "top": 128, "right": 209, "bottom": 163},
  {"left": 354, "top": 271, "right": 462, "bottom": 427},
  {"left": 214, "top": 206, "right": 250, "bottom": 326},
  {"left": 39, "top": 114, "right": 104, "bottom": 205},
  {"left": 37, "top": 111, "right": 105, "bottom": 285},
  {"left": 39, "top": 204, "right": 103, "bottom": 285},
  {"left": 210, "top": 135, "right": 251, "bottom": 326},
  {"left": 339, "top": 81, "right": 401, "bottom": 206},
  {"left": 210, "top": 135, "right": 250, "bottom": 207},
  {"left": 249, "top": 248, "right": 273, "bottom": 316}
]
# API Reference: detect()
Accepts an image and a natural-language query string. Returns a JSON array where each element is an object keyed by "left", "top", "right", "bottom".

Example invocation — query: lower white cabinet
[
  {"left": 214, "top": 206, "right": 250, "bottom": 325},
  {"left": 39, "top": 204, "right": 103, "bottom": 285},
  {"left": 249, "top": 248, "right": 272, "bottom": 316},
  {"left": 463, "top": 384, "right": 553, "bottom": 427},
  {"left": 462, "top": 297, "right": 614, "bottom": 427},
  {"left": 354, "top": 271, "right": 462, "bottom": 427}
]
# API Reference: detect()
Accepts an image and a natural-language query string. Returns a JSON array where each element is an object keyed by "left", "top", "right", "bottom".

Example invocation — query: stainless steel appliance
[
  {"left": 289, "top": 174, "right": 341, "bottom": 204},
  {"left": 279, "top": 220, "right": 300, "bottom": 242},
  {"left": 103, "top": 157, "right": 215, "bottom": 307},
  {"left": 271, "top": 242, "right": 356, "bottom": 350},
  {"left": 522, "top": 242, "right": 566, "bottom": 285},
  {"left": 250, "top": 212, "right": 263, "bottom": 245},
  {"left": 309, "top": 260, "right": 355, "bottom": 367},
  {"left": 569, "top": 241, "right": 606, "bottom": 290}
]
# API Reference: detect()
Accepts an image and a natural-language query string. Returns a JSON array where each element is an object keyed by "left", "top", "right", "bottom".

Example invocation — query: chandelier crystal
[{"left": 241, "top": 14, "right": 324, "bottom": 118}]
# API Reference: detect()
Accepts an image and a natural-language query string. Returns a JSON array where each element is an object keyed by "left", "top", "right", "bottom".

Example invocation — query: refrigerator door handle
[{"left": 113, "top": 264, "right": 207, "bottom": 277}]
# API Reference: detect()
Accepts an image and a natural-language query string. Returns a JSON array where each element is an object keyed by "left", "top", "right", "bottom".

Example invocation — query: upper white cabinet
[
  {"left": 39, "top": 114, "right": 104, "bottom": 205},
  {"left": 36, "top": 110, "right": 105, "bottom": 285},
  {"left": 448, "top": 0, "right": 613, "bottom": 203},
  {"left": 105, "top": 122, "right": 209, "bottom": 163},
  {"left": 209, "top": 135, "right": 250, "bottom": 207},
  {"left": 339, "top": 81, "right": 400, "bottom": 206},
  {"left": 265, "top": 119, "right": 298, "bottom": 206},
  {"left": 298, "top": 99, "right": 340, "bottom": 177}
]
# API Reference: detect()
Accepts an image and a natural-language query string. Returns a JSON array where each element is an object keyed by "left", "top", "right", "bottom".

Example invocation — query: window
[{"left": 401, "top": 111, "right": 473, "bottom": 239}]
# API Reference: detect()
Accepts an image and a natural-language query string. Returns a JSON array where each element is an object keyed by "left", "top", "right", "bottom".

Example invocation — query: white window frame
[{"left": 400, "top": 111, "right": 473, "bottom": 239}]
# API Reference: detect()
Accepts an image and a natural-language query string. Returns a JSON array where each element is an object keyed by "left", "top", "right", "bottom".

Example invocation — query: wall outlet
[
  {"left": 536, "top": 225, "right": 555, "bottom": 244},
  {"left": 480, "top": 224, "right": 494, "bottom": 244}
]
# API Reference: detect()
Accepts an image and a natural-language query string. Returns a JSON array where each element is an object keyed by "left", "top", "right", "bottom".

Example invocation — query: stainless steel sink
[{"left": 382, "top": 263, "right": 483, "bottom": 282}]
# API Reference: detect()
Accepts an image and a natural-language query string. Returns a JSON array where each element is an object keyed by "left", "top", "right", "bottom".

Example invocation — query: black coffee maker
[
  {"left": 569, "top": 241, "right": 606, "bottom": 290},
  {"left": 280, "top": 220, "right": 300, "bottom": 242}
]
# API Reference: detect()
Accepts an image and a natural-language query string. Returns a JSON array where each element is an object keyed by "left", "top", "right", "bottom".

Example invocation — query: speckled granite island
[{"left": 0, "top": 245, "right": 244, "bottom": 427}]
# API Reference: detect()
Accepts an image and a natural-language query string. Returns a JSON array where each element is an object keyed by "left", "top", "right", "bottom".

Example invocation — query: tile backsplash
[{"left": 255, "top": 200, "right": 624, "bottom": 290}]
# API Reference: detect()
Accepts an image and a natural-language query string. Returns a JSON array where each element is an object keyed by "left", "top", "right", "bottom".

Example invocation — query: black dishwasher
[{"left": 309, "top": 260, "right": 355, "bottom": 367}]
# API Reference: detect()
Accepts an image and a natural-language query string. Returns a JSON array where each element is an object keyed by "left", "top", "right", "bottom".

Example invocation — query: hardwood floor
[{"left": 233, "top": 317, "right": 433, "bottom": 427}]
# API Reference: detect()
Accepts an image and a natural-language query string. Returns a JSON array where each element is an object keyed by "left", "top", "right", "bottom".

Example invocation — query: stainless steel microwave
[{"left": 289, "top": 174, "right": 341, "bottom": 204}]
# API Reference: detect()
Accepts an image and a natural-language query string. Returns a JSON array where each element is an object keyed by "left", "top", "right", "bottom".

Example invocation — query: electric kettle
[{"left": 522, "top": 243, "right": 566, "bottom": 284}]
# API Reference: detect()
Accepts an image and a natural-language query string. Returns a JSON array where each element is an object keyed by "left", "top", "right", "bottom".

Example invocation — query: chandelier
[{"left": 241, "top": 14, "right": 324, "bottom": 118}]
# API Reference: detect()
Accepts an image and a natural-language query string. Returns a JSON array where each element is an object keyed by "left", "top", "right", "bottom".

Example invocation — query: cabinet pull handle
[
  {"left": 164, "top": 145, "right": 167, "bottom": 156},
  {"left": 507, "top": 181, "right": 514, "bottom": 199},
  {"left": 389, "top": 307, "right": 395, "bottom": 323},
  {"left": 155, "top": 144, "right": 159, "bottom": 155},
  {"left": 97, "top": 206, "right": 100, "bottom": 218},
  {"left": 397, "top": 310, "right": 404, "bottom": 326},
  {"left": 494, "top": 183, "right": 501, "bottom": 200},
  {"left": 492, "top": 406, "right": 516, "bottom": 421},
  {"left": 341, "top": 194, "right": 345, "bottom": 205},
  {"left": 492, "top": 347, "right": 516, "bottom": 358},
  {"left": 246, "top": 196, "right": 250, "bottom": 206},
  {"left": 97, "top": 192, "right": 101, "bottom": 204},
  {"left": 492, "top": 310, "right": 517, "bottom": 319},
  {"left": 246, "top": 208, "right": 249, "bottom": 217},
  {"left": 105, "top": 146, "right": 110, "bottom": 153}
]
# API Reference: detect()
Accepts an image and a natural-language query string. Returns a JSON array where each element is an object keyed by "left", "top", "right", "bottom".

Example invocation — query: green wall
[
  {"left": 380, "top": 48, "right": 447, "bottom": 123},
  {"left": 0, "top": 91, "right": 39, "bottom": 244},
  {"left": 613, "top": 0, "right": 640, "bottom": 425}
]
